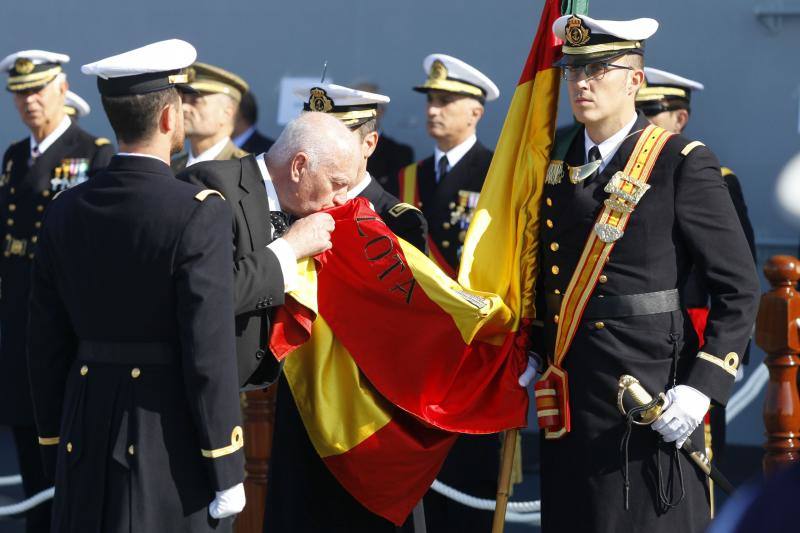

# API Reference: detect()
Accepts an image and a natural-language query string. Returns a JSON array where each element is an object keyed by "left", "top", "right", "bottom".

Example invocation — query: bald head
[{"left": 266, "top": 112, "right": 361, "bottom": 216}]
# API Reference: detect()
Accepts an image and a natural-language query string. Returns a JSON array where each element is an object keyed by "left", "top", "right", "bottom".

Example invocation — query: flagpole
[{"left": 491, "top": 428, "right": 518, "bottom": 533}]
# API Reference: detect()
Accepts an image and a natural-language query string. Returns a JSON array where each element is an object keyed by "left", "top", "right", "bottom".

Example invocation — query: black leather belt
[
  {"left": 77, "top": 340, "right": 176, "bottom": 365},
  {"left": 545, "top": 289, "right": 681, "bottom": 320}
]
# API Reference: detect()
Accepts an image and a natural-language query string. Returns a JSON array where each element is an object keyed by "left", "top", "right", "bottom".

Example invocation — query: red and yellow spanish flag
[
  {"left": 458, "top": 0, "right": 562, "bottom": 325},
  {"left": 269, "top": 0, "right": 564, "bottom": 524},
  {"left": 271, "top": 198, "right": 528, "bottom": 524}
]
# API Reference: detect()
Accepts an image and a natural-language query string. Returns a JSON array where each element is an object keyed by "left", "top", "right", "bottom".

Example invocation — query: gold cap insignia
[
  {"left": 565, "top": 16, "right": 591, "bottom": 46},
  {"left": 14, "top": 58, "right": 34, "bottom": 75},
  {"left": 429, "top": 60, "right": 448, "bottom": 82},
  {"left": 308, "top": 87, "right": 334, "bottom": 113}
]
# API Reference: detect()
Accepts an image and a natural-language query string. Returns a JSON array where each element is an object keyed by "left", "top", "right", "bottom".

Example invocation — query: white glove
[
  {"left": 518, "top": 354, "right": 541, "bottom": 387},
  {"left": 650, "top": 385, "right": 710, "bottom": 449},
  {"left": 735, "top": 365, "right": 744, "bottom": 383},
  {"left": 209, "top": 482, "right": 246, "bottom": 519}
]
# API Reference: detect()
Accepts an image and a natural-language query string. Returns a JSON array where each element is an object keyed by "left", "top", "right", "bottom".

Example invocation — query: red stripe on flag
[
  {"left": 323, "top": 410, "right": 457, "bottom": 526},
  {"left": 518, "top": 0, "right": 563, "bottom": 85}
]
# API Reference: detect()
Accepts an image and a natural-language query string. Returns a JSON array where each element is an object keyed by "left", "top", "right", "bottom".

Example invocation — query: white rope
[
  {"left": 0, "top": 487, "right": 54, "bottom": 516},
  {"left": 505, "top": 510, "right": 541, "bottom": 525},
  {"left": 726, "top": 363, "right": 769, "bottom": 423},
  {"left": 0, "top": 475, "right": 22, "bottom": 487},
  {"left": 430, "top": 480, "right": 540, "bottom": 512}
]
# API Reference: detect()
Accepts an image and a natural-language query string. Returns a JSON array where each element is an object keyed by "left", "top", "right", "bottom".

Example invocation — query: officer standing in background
[
  {"left": 172, "top": 61, "right": 249, "bottom": 171},
  {"left": 0, "top": 49, "right": 112, "bottom": 533},
  {"left": 636, "top": 67, "right": 757, "bottom": 462},
  {"left": 28, "top": 39, "right": 246, "bottom": 532},
  {"left": 533, "top": 15, "right": 759, "bottom": 532},
  {"left": 233, "top": 90, "right": 275, "bottom": 154},
  {"left": 398, "top": 53, "right": 500, "bottom": 532},
  {"left": 352, "top": 81, "right": 414, "bottom": 195}
]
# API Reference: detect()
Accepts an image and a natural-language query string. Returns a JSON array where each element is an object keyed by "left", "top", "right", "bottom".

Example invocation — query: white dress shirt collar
[
  {"left": 116, "top": 152, "right": 169, "bottom": 165},
  {"left": 232, "top": 126, "right": 256, "bottom": 149},
  {"left": 583, "top": 113, "right": 638, "bottom": 173},
  {"left": 186, "top": 136, "right": 230, "bottom": 168},
  {"left": 434, "top": 134, "right": 477, "bottom": 182},
  {"left": 30, "top": 115, "right": 72, "bottom": 158},
  {"left": 256, "top": 153, "right": 283, "bottom": 212},
  {"left": 347, "top": 172, "right": 372, "bottom": 200}
]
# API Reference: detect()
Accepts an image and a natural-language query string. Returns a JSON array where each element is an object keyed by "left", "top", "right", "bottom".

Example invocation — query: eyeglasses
[{"left": 561, "top": 62, "right": 634, "bottom": 82}]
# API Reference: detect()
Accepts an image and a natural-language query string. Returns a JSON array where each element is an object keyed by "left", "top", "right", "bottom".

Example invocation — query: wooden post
[
  {"left": 491, "top": 429, "right": 518, "bottom": 533},
  {"left": 235, "top": 384, "right": 278, "bottom": 533},
  {"left": 755, "top": 255, "right": 800, "bottom": 475}
]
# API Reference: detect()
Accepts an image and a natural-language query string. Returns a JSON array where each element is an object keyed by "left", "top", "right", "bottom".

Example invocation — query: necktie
[
  {"left": 437, "top": 155, "right": 449, "bottom": 183},
  {"left": 586, "top": 145, "right": 601, "bottom": 185},
  {"left": 269, "top": 211, "right": 291, "bottom": 239}
]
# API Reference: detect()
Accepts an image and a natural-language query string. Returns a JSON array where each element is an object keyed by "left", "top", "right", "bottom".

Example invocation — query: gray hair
[{"left": 266, "top": 111, "right": 358, "bottom": 172}]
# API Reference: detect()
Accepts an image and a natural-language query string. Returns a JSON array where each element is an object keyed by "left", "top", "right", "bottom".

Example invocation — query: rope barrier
[
  {"left": 0, "top": 487, "right": 53, "bottom": 516},
  {"left": 0, "top": 476, "right": 21, "bottom": 487}
]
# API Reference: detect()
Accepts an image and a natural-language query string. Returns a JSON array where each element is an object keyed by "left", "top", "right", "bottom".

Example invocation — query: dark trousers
[{"left": 11, "top": 425, "right": 52, "bottom": 533}]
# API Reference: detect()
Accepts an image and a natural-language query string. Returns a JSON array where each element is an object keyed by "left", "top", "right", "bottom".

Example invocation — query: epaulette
[
  {"left": 388, "top": 203, "right": 421, "bottom": 217},
  {"left": 233, "top": 147, "right": 249, "bottom": 159},
  {"left": 680, "top": 140, "right": 705, "bottom": 157},
  {"left": 194, "top": 189, "right": 225, "bottom": 202},
  {"left": 720, "top": 166, "right": 734, "bottom": 177},
  {"left": 94, "top": 137, "right": 111, "bottom": 147}
]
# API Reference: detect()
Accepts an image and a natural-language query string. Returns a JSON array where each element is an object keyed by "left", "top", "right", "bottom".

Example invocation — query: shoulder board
[
  {"left": 195, "top": 189, "right": 225, "bottom": 202},
  {"left": 233, "top": 147, "right": 249, "bottom": 159},
  {"left": 680, "top": 140, "right": 705, "bottom": 157},
  {"left": 720, "top": 166, "right": 734, "bottom": 177},
  {"left": 388, "top": 202, "right": 420, "bottom": 217},
  {"left": 94, "top": 137, "right": 111, "bottom": 147}
]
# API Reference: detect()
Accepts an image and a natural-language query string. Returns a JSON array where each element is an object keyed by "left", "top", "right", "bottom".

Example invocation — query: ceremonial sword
[{"left": 617, "top": 374, "right": 735, "bottom": 495}]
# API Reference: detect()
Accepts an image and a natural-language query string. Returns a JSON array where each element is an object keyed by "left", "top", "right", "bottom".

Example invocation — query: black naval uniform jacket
[
  {"left": 239, "top": 128, "right": 275, "bottom": 156},
  {"left": 264, "top": 177, "right": 427, "bottom": 533},
  {"left": 0, "top": 122, "right": 112, "bottom": 427},
  {"left": 410, "top": 141, "right": 493, "bottom": 272},
  {"left": 177, "top": 154, "right": 284, "bottom": 387},
  {"left": 27, "top": 155, "right": 245, "bottom": 533},
  {"left": 535, "top": 114, "right": 760, "bottom": 533},
  {"left": 369, "top": 133, "right": 414, "bottom": 196}
]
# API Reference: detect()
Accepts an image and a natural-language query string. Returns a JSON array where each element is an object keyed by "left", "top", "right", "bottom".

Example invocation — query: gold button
[
  {"left": 36, "top": 205, "right": 44, "bottom": 212},
  {"left": 442, "top": 240, "right": 450, "bottom": 248},
  {"left": 550, "top": 242, "right": 559, "bottom": 252},
  {"left": 594, "top": 321, "right": 605, "bottom": 329},
  {"left": 80, "top": 365, "right": 88, "bottom": 376},
  {"left": 417, "top": 202, "right": 423, "bottom": 208},
  {"left": 66, "top": 442, "right": 73, "bottom": 453},
  {"left": 443, "top": 222, "right": 451, "bottom": 230},
  {"left": 34, "top": 222, "right": 41, "bottom": 228},
  {"left": 4, "top": 235, "right": 9, "bottom": 240},
  {"left": 3, "top": 252, "right": 9, "bottom": 258},
  {"left": 551, "top": 265, "right": 559, "bottom": 275},
  {"left": 546, "top": 219, "right": 554, "bottom": 228},
  {"left": 6, "top": 219, "right": 13, "bottom": 226},
  {"left": 554, "top": 289, "right": 561, "bottom": 295},
  {"left": 28, "top": 253, "right": 34, "bottom": 259},
  {"left": 42, "top": 190, "right": 50, "bottom": 197},
  {"left": 599, "top": 274, "right": 608, "bottom": 284},
  {"left": 31, "top": 236, "right": 38, "bottom": 243},
  {"left": 10, "top": 187, "right": 15, "bottom": 194},
  {"left": 553, "top": 314, "right": 559, "bottom": 324},
  {"left": 131, "top": 368, "right": 141, "bottom": 379},
  {"left": 449, "top": 202, "right": 456, "bottom": 209},
  {"left": 546, "top": 197, "right": 553, "bottom": 207},
  {"left": 128, "top": 445, "right": 135, "bottom": 456},
  {"left": 8, "top": 204, "right": 15, "bottom": 212}
]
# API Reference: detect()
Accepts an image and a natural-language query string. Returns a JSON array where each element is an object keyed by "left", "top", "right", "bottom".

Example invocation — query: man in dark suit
[
  {"left": 636, "top": 66, "right": 758, "bottom": 462},
  {"left": 177, "top": 111, "right": 361, "bottom": 388},
  {"left": 395, "top": 53, "right": 501, "bottom": 532},
  {"left": 261, "top": 82, "right": 428, "bottom": 533},
  {"left": 28, "top": 39, "right": 246, "bottom": 532},
  {"left": 233, "top": 90, "right": 275, "bottom": 155},
  {"left": 352, "top": 82, "right": 414, "bottom": 195},
  {"left": 172, "top": 62, "right": 249, "bottom": 172},
  {"left": 0, "top": 48, "right": 113, "bottom": 533},
  {"left": 532, "top": 15, "right": 759, "bottom": 532}
]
